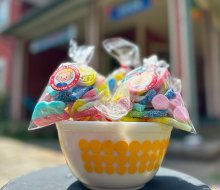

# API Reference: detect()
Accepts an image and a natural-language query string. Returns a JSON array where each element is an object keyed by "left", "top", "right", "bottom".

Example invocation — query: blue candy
[
  {"left": 54, "top": 90, "right": 72, "bottom": 103},
  {"left": 45, "top": 86, "right": 58, "bottom": 97},
  {"left": 144, "top": 109, "right": 168, "bottom": 118},
  {"left": 126, "top": 109, "right": 167, "bottom": 118},
  {"left": 138, "top": 89, "right": 156, "bottom": 105},
  {"left": 133, "top": 103, "right": 146, "bottom": 112},
  {"left": 69, "top": 86, "right": 93, "bottom": 101},
  {"left": 32, "top": 101, "right": 66, "bottom": 119},
  {"left": 165, "top": 88, "right": 176, "bottom": 99},
  {"left": 108, "top": 78, "right": 116, "bottom": 92}
]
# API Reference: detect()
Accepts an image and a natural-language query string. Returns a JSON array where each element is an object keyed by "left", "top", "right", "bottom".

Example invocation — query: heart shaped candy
[
  {"left": 32, "top": 101, "right": 66, "bottom": 119},
  {"left": 173, "top": 106, "right": 190, "bottom": 123},
  {"left": 152, "top": 94, "right": 169, "bottom": 110}
]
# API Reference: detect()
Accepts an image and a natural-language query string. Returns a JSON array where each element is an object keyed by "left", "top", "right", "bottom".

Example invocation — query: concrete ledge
[{"left": 167, "top": 139, "right": 220, "bottom": 161}]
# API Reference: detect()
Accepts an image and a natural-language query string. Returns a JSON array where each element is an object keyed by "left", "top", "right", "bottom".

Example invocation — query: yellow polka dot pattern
[{"left": 79, "top": 139, "right": 169, "bottom": 175}]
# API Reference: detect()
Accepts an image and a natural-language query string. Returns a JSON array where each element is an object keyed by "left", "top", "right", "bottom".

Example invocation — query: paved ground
[
  {"left": 163, "top": 157, "right": 220, "bottom": 189},
  {"left": 0, "top": 136, "right": 220, "bottom": 190},
  {"left": 0, "top": 137, "right": 65, "bottom": 187}
]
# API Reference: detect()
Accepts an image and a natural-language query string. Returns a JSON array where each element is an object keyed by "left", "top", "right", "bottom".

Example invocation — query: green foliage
[
  {"left": 210, "top": 172, "right": 220, "bottom": 181},
  {"left": 0, "top": 93, "right": 8, "bottom": 120}
]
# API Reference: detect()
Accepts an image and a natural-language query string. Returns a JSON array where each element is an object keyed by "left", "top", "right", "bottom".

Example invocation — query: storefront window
[
  {"left": 0, "top": 58, "right": 6, "bottom": 93},
  {"left": 0, "top": 0, "right": 10, "bottom": 31}
]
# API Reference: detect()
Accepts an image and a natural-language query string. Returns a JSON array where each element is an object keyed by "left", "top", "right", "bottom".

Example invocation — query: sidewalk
[
  {"left": 164, "top": 126, "right": 220, "bottom": 189},
  {"left": 163, "top": 157, "right": 220, "bottom": 190},
  {"left": 0, "top": 137, "right": 65, "bottom": 187}
]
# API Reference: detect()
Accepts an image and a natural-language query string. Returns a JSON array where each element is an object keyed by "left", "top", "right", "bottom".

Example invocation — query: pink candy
[
  {"left": 95, "top": 74, "right": 106, "bottom": 86},
  {"left": 33, "top": 112, "right": 70, "bottom": 127},
  {"left": 164, "top": 92, "right": 190, "bottom": 122},
  {"left": 117, "top": 97, "right": 132, "bottom": 110},
  {"left": 173, "top": 106, "right": 190, "bottom": 122},
  {"left": 169, "top": 93, "right": 183, "bottom": 110},
  {"left": 40, "top": 93, "right": 53, "bottom": 102},
  {"left": 82, "top": 88, "right": 98, "bottom": 99},
  {"left": 152, "top": 92, "right": 190, "bottom": 123},
  {"left": 153, "top": 68, "right": 169, "bottom": 90},
  {"left": 152, "top": 94, "right": 169, "bottom": 110},
  {"left": 73, "top": 107, "right": 99, "bottom": 118}
]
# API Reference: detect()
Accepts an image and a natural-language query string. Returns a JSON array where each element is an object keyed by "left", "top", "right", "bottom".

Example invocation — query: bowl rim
[{"left": 56, "top": 121, "right": 173, "bottom": 133}]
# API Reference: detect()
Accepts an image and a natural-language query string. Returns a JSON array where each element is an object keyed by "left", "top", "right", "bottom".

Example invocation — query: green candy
[
  {"left": 132, "top": 103, "right": 146, "bottom": 112},
  {"left": 126, "top": 109, "right": 168, "bottom": 118},
  {"left": 126, "top": 110, "right": 145, "bottom": 118}
]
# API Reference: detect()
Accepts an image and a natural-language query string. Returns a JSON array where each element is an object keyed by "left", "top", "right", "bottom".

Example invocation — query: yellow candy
[
  {"left": 81, "top": 116, "right": 91, "bottom": 121},
  {"left": 113, "top": 71, "right": 125, "bottom": 81},
  {"left": 97, "top": 83, "right": 111, "bottom": 102},
  {"left": 78, "top": 65, "right": 97, "bottom": 86},
  {"left": 159, "top": 82, "right": 169, "bottom": 94},
  {"left": 120, "top": 116, "right": 148, "bottom": 122},
  {"left": 71, "top": 99, "right": 86, "bottom": 113},
  {"left": 64, "top": 105, "right": 71, "bottom": 114},
  {"left": 112, "top": 83, "right": 129, "bottom": 102},
  {"left": 95, "top": 73, "right": 106, "bottom": 87},
  {"left": 148, "top": 117, "right": 195, "bottom": 133},
  {"left": 64, "top": 104, "right": 78, "bottom": 116}
]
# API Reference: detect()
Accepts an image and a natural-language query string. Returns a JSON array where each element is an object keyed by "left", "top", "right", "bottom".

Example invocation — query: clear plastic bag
[
  {"left": 97, "top": 55, "right": 196, "bottom": 133},
  {"left": 103, "top": 38, "right": 141, "bottom": 93},
  {"left": 95, "top": 83, "right": 132, "bottom": 121},
  {"left": 29, "top": 40, "right": 106, "bottom": 130},
  {"left": 29, "top": 39, "right": 195, "bottom": 134},
  {"left": 123, "top": 55, "right": 196, "bottom": 133}
]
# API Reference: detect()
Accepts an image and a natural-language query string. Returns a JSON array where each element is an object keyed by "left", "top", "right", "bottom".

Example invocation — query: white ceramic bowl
[{"left": 56, "top": 121, "right": 172, "bottom": 190}]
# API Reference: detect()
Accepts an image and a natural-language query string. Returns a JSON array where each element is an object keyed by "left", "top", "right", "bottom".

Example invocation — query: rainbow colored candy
[{"left": 30, "top": 39, "right": 195, "bottom": 134}]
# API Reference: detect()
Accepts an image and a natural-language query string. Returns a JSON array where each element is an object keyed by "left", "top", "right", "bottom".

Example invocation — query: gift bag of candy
[
  {"left": 96, "top": 54, "right": 196, "bottom": 133},
  {"left": 29, "top": 40, "right": 110, "bottom": 130}
]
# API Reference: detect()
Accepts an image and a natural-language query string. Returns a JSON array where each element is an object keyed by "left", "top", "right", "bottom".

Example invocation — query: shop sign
[
  {"left": 110, "top": 0, "right": 152, "bottom": 20},
  {"left": 29, "top": 26, "right": 77, "bottom": 54}
]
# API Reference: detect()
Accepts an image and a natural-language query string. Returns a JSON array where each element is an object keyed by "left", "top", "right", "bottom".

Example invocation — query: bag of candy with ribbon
[
  {"left": 95, "top": 55, "right": 169, "bottom": 122},
  {"left": 103, "top": 37, "right": 141, "bottom": 94},
  {"left": 95, "top": 54, "right": 167, "bottom": 119},
  {"left": 145, "top": 75, "right": 196, "bottom": 133},
  {"left": 121, "top": 55, "right": 196, "bottom": 133},
  {"left": 29, "top": 40, "right": 107, "bottom": 130}
]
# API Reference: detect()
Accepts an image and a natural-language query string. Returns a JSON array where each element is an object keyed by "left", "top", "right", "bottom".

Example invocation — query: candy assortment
[
  {"left": 29, "top": 40, "right": 109, "bottom": 129},
  {"left": 29, "top": 38, "right": 195, "bottom": 133}
]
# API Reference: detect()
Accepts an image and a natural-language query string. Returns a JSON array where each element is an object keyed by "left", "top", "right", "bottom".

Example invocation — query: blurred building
[
  {"left": 0, "top": 0, "right": 219, "bottom": 126},
  {"left": 0, "top": 0, "right": 22, "bottom": 95}
]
